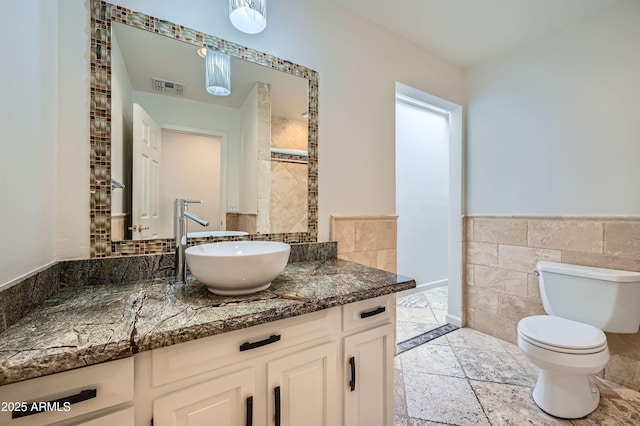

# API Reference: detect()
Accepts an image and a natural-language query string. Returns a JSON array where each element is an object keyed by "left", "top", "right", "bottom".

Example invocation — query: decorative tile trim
[
  {"left": 270, "top": 152, "right": 309, "bottom": 164},
  {"left": 396, "top": 323, "right": 459, "bottom": 354},
  {"left": 89, "top": 0, "right": 319, "bottom": 257}
]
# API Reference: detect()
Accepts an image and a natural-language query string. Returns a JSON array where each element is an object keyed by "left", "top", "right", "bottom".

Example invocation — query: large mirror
[{"left": 89, "top": 0, "right": 318, "bottom": 257}]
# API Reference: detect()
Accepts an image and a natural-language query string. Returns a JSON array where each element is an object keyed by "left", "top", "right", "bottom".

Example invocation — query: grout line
[{"left": 396, "top": 323, "right": 459, "bottom": 355}]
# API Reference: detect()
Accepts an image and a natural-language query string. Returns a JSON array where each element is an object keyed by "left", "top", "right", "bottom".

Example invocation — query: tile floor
[
  {"left": 394, "top": 288, "right": 640, "bottom": 425},
  {"left": 396, "top": 285, "right": 449, "bottom": 342}
]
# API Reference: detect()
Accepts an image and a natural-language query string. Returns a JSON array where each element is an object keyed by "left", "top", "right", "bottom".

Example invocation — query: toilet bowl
[
  {"left": 517, "top": 261, "right": 640, "bottom": 419},
  {"left": 517, "top": 315, "right": 609, "bottom": 419}
]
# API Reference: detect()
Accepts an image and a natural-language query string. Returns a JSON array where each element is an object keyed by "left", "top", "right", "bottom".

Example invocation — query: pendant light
[
  {"left": 205, "top": 49, "right": 231, "bottom": 96},
  {"left": 229, "top": 0, "right": 267, "bottom": 34}
]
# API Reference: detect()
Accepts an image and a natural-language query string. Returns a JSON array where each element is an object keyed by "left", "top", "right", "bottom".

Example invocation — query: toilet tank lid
[{"left": 537, "top": 261, "right": 640, "bottom": 283}]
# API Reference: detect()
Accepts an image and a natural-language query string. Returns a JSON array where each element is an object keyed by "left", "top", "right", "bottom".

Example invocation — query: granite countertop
[{"left": 0, "top": 259, "right": 415, "bottom": 386}]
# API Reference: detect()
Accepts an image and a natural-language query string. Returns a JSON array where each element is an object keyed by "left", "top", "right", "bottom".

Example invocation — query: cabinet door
[
  {"left": 153, "top": 368, "right": 255, "bottom": 426},
  {"left": 343, "top": 324, "right": 395, "bottom": 426},
  {"left": 266, "top": 342, "right": 338, "bottom": 426}
]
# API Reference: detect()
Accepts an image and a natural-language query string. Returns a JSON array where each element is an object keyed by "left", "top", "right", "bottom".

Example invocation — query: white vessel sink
[{"left": 185, "top": 241, "right": 291, "bottom": 295}]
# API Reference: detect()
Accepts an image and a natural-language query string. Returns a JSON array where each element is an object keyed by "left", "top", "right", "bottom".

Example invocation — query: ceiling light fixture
[
  {"left": 205, "top": 49, "right": 231, "bottom": 96},
  {"left": 229, "top": 0, "right": 267, "bottom": 34}
]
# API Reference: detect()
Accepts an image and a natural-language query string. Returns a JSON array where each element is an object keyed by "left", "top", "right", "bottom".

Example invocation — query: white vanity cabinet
[
  {"left": 149, "top": 341, "right": 339, "bottom": 426},
  {"left": 139, "top": 294, "right": 395, "bottom": 426},
  {"left": 342, "top": 295, "right": 396, "bottom": 426},
  {"left": 136, "top": 308, "right": 342, "bottom": 426}
]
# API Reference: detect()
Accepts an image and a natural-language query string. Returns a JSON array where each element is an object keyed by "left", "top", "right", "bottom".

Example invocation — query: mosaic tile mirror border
[{"left": 90, "top": 0, "right": 319, "bottom": 257}]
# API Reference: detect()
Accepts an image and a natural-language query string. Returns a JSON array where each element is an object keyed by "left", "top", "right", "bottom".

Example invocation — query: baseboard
[
  {"left": 446, "top": 314, "right": 462, "bottom": 327},
  {"left": 398, "top": 278, "right": 447, "bottom": 296}
]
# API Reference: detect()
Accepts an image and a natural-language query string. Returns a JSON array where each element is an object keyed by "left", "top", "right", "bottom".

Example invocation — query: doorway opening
[{"left": 394, "top": 82, "right": 463, "bottom": 348}]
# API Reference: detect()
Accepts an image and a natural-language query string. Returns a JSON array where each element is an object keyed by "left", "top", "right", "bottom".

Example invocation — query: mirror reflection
[{"left": 110, "top": 22, "right": 309, "bottom": 241}]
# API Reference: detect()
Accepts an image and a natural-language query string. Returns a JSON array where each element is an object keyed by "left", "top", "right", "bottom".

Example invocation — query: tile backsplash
[
  {"left": 330, "top": 215, "right": 397, "bottom": 273},
  {"left": 463, "top": 215, "right": 640, "bottom": 390}
]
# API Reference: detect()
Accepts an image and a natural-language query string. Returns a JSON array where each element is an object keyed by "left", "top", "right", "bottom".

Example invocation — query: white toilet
[{"left": 518, "top": 261, "right": 640, "bottom": 419}]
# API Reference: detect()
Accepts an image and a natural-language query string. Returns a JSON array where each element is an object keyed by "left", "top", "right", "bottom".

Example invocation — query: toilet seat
[{"left": 518, "top": 315, "right": 607, "bottom": 354}]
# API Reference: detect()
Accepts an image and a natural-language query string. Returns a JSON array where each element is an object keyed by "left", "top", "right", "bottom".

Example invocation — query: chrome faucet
[{"left": 174, "top": 198, "right": 209, "bottom": 283}]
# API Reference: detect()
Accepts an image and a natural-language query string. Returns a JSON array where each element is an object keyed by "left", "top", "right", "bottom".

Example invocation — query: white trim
[
  {"left": 395, "top": 93, "right": 450, "bottom": 116},
  {"left": 446, "top": 314, "right": 462, "bottom": 327}
]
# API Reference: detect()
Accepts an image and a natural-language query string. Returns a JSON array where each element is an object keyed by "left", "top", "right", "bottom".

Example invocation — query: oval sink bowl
[{"left": 185, "top": 241, "right": 291, "bottom": 295}]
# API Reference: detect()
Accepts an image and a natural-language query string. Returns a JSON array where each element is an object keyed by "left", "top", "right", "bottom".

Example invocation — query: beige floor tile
[
  {"left": 470, "top": 380, "right": 571, "bottom": 426},
  {"left": 403, "top": 371, "right": 490, "bottom": 425},
  {"left": 398, "top": 292, "right": 431, "bottom": 308},
  {"left": 398, "top": 343, "right": 465, "bottom": 378},
  {"left": 446, "top": 327, "right": 509, "bottom": 352},
  {"left": 431, "top": 309, "right": 448, "bottom": 325},
  {"left": 397, "top": 306, "right": 439, "bottom": 324},
  {"left": 454, "top": 346, "right": 535, "bottom": 387},
  {"left": 424, "top": 287, "right": 448, "bottom": 311}
]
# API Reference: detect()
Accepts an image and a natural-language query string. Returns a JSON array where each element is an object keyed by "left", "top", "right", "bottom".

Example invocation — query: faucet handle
[{"left": 185, "top": 199, "right": 203, "bottom": 205}]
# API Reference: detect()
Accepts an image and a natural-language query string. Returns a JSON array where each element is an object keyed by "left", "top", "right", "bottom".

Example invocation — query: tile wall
[
  {"left": 463, "top": 216, "right": 640, "bottom": 390},
  {"left": 330, "top": 215, "right": 397, "bottom": 273},
  {"left": 270, "top": 161, "right": 308, "bottom": 233}
]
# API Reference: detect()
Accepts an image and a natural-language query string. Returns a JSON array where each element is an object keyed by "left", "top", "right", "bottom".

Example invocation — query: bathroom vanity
[
  {"left": 0, "top": 257, "right": 414, "bottom": 426},
  {"left": 0, "top": 2, "right": 414, "bottom": 424}
]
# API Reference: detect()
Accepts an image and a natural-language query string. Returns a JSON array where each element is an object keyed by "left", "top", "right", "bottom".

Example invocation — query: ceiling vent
[{"left": 151, "top": 77, "right": 185, "bottom": 95}]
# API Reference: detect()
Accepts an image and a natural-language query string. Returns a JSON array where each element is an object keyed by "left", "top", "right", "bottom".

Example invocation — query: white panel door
[
  {"left": 153, "top": 368, "right": 256, "bottom": 426},
  {"left": 266, "top": 342, "right": 338, "bottom": 426},
  {"left": 132, "top": 103, "right": 161, "bottom": 240},
  {"left": 343, "top": 324, "right": 395, "bottom": 426}
]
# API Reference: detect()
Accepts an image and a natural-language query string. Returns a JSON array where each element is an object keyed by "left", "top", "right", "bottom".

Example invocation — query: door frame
[{"left": 395, "top": 82, "right": 463, "bottom": 327}]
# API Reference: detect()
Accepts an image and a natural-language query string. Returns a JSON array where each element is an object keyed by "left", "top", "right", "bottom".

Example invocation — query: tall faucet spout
[
  {"left": 174, "top": 198, "right": 209, "bottom": 283},
  {"left": 184, "top": 210, "right": 209, "bottom": 227}
]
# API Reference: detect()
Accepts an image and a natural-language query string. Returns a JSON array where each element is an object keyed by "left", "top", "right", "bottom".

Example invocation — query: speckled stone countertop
[{"left": 0, "top": 259, "right": 414, "bottom": 386}]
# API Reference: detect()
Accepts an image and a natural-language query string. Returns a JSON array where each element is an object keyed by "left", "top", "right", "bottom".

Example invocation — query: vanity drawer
[
  {"left": 0, "top": 358, "right": 133, "bottom": 426},
  {"left": 342, "top": 294, "right": 395, "bottom": 332},
  {"left": 151, "top": 307, "right": 338, "bottom": 387}
]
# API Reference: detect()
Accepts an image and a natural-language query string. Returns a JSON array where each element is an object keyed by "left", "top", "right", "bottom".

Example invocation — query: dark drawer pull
[
  {"left": 360, "top": 306, "right": 386, "bottom": 319},
  {"left": 348, "top": 356, "right": 356, "bottom": 392},
  {"left": 274, "top": 386, "right": 281, "bottom": 426},
  {"left": 240, "top": 334, "right": 281, "bottom": 352},
  {"left": 246, "top": 396, "right": 253, "bottom": 426},
  {"left": 12, "top": 388, "right": 97, "bottom": 419}
]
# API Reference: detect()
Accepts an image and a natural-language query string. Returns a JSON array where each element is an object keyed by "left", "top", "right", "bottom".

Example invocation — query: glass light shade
[
  {"left": 229, "top": 0, "right": 267, "bottom": 34},
  {"left": 205, "top": 49, "right": 231, "bottom": 96}
]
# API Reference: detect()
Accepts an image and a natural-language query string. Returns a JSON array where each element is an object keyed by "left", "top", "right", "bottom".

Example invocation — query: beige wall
[
  {"left": 463, "top": 215, "right": 640, "bottom": 390},
  {"left": 330, "top": 215, "right": 397, "bottom": 273}
]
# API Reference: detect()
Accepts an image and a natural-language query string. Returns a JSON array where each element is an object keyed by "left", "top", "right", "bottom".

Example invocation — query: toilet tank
[{"left": 537, "top": 261, "right": 640, "bottom": 333}]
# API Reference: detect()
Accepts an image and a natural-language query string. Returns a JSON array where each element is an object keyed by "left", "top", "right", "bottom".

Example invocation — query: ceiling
[{"left": 333, "top": 0, "right": 619, "bottom": 67}]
